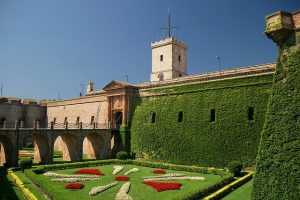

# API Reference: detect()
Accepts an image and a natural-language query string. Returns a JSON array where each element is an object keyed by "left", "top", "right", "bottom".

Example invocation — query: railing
[{"left": 0, "top": 121, "right": 121, "bottom": 130}]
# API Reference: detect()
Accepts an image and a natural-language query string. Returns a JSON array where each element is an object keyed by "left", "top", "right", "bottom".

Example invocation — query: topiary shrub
[
  {"left": 228, "top": 161, "right": 243, "bottom": 177},
  {"left": 19, "top": 158, "right": 33, "bottom": 173},
  {"left": 25, "top": 143, "right": 34, "bottom": 148},
  {"left": 116, "top": 151, "right": 129, "bottom": 160}
]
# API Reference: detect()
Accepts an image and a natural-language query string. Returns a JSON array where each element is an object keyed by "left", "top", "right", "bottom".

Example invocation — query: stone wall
[
  {"left": 47, "top": 94, "right": 108, "bottom": 126},
  {"left": 0, "top": 98, "right": 47, "bottom": 128}
]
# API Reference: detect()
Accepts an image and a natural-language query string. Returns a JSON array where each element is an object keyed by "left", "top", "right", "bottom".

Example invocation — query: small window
[
  {"left": 210, "top": 109, "right": 216, "bottom": 122},
  {"left": 178, "top": 55, "right": 181, "bottom": 62},
  {"left": 160, "top": 55, "right": 163, "bottom": 61},
  {"left": 53, "top": 118, "right": 56, "bottom": 124},
  {"left": 90, "top": 116, "right": 95, "bottom": 125},
  {"left": 64, "top": 117, "right": 68, "bottom": 124},
  {"left": 76, "top": 117, "right": 80, "bottom": 124},
  {"left": 151, "top": 113, "right": 156, "bottom": 123},
  {"left": 178, "top": 111, "right": 183, "bottom": 122},
  {"left": 248, "top": 107, "right": 254, "bottom": 120},
  {"left": 179, "top": 73, "right": 182, "bottom": 77}
]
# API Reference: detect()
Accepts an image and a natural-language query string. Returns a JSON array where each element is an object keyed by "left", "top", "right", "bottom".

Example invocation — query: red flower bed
[
  {"left": 74, "top": 169, "right": 104, "bottom": 176},
  {"left": 65, "top": 183, "right": 84, "bottom": 190},
  {"left": 152, "top": 169, "right": 166, "bottom": 174},
  {"left": 114, "top": 176, "right": 129, "bottom": 181},
  {"left": 143, "top": 181, "right": 182, "bottom": 192}
]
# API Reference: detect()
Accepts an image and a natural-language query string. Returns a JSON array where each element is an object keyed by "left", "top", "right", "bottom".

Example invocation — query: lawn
[
  {"left": 25, "top": 164, "right": 224, "bottom": 200},
  {"left": 222, "top": 179, "right": 253, "bottom": 200}
]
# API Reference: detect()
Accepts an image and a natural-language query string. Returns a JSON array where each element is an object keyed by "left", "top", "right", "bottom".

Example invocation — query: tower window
[
  {"left": 248, "top": 107, "right": 254, "bottom": 120},
  {"left": 210, "top": 109, "right": 216, "bottom": 122},
  {"left": 178, "top": 55, "right": 181, "bottom": 62},
  {"left": 178, "top": 111, "right": 183, "bottom": 122},
  {"left": 151, "top": 112, "right": 156, "bottom": 123},
  {"left": 90, "top": 116, "right": 95, "bottom": 125},
  {"left": 160, "top": 55, "right": 163, "bottom": 61}
]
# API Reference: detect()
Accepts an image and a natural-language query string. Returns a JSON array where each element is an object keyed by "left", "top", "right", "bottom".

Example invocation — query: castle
[{"left": 0, "top": 10, "right": 299, "bottom": 169}]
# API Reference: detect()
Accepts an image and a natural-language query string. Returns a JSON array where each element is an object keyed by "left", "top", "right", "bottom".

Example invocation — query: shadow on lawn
[{"left": 0, "top": 167, "right": 20, "bottom": 200}]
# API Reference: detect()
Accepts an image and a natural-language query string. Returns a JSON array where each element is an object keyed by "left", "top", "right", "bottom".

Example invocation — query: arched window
[
  {"left": 160, "top": 55, "right": 163, "bottom": 61},
  {"left": 178, "top": 111, "right": 183, "bottom": 122}
]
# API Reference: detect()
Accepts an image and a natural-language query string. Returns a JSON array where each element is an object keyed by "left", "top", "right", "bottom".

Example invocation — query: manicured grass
[
  {"left": 222, "top": 179, "right": 253, "bottom": 200},
  {"left": 0, "top": 168, "right": 26, "bottom": 200},
  {"left": 29, "top": 164, "right": 223, "bottom": 200},
  {"left": 15, "top": 170, "right": 48, "bottom": 200}
]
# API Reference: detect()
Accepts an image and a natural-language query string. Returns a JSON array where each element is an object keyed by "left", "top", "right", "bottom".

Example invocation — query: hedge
[
  {"left": 24, "top": 159, "right": 233, "bottom": 200},
  {"left": 251, "top": 42, "right": 300, "bottom": 198},
  {"left": 131, "top": 74, "right": 273, "bottom": 167}
]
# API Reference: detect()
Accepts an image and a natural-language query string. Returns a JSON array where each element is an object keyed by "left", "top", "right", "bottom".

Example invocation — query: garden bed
[{"left": 17, "top": 160, "right": 233, "bottom": 200}]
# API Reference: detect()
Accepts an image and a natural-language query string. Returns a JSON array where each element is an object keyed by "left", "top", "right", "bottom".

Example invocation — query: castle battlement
[
  {"left": 151, "top": 37, "right": 188, "bottom": 49},
  {"left": 0, "top": 97, "right": 48, "bottom": 106}
]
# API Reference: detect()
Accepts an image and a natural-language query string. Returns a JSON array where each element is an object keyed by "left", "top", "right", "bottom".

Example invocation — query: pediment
[{"left": 103, "top": 80, "right": 137, "bottom": 91}]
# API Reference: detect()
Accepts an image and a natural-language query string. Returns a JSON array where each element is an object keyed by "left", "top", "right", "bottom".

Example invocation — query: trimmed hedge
[
  {"left": 251, "top": 45, "right": 300, "bottom": 198},
  {"left": 24, "top": 159, "right": 233, "bottom": 200},
  {"left": 131, "top": 74, "right": 273, "bottom": 167}
]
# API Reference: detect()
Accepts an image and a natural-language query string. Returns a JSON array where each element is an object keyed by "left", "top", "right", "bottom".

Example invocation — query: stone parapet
[{"left": 151, "top": 37, "right": 187, "bottom": 50}]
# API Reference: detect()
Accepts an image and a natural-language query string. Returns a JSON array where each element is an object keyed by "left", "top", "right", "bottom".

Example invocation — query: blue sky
[{"left": 0, "top": 0, "right": 299, "bottom": 100}]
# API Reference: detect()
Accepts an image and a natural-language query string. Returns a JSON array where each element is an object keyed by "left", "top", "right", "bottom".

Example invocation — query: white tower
[{"left": 150, "top": 37, "right": 187, "bottom": 82}]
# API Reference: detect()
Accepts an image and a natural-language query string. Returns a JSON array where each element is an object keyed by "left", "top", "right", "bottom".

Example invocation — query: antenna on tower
[
  {"left": 0, "top": 84, "right": 3, "bottom": 97},
  {"left": 160, "top": 7, "right": 179, "bottom": 38}
]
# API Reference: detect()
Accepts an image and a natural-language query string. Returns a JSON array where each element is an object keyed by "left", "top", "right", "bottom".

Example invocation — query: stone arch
[
  {"left": 83, "top": 132, "right": 104, "bottom": 159},
  {"left": 0, "top": 135, "right": 14, "bottom": 166},
  {"left": 31, "top": 133, "right": 49, "bottom": 164},
  {"left": 54, "top": 133, "right": 79, "bottom": 161}
]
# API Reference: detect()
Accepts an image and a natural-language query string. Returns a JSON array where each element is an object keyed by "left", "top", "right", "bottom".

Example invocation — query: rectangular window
[
  {"left": 76, "top": 117, "right": 80, "bottom": 124},
  {"left": 53, "top": 118, "right": 56, "bottom": 124},
  {"left": 178, "top": 111, "right": 183, "bottom": 122},
  {"left": 64, "top": 117, "right": 68, "bottom": 124},
  {"left": 210, "top": 109, "right": 216, "bottom": 122},
  {"left": 248, "top": 107, "right": 254, "bottom": 120},
  {"left": 178, "top": 55, "right": 181, "bottom": 62},
  {"left": 90, "top": 116, "right": 95, "bottom": 125},
  {"left": 160, "top": 55, "right": 163, "bottom": 61},
  {"left": 151, "top": 113, "right": 156, "bottom": 123}
]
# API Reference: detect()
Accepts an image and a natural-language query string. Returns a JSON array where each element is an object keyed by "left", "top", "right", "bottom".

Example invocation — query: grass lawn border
[
  {"left": 203, "top": 171, "right": 254, "bottom": 200},
  {"left": 18, "top": 159, "right": 234, "bottom": 200}
]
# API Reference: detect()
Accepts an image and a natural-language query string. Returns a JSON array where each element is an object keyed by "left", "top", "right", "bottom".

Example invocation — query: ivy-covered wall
[
  {"left": 130, "top": 74, "right": 273, "bottom": 167},
  {"left": 251, "top": 41, "right": 300, "bottom": 199}
]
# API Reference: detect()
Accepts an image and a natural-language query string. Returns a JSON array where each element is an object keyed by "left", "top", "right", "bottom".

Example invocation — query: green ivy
[
  {"left": 131, "top": 74, "right": 273, "bottom": 167},
  {"left": 251, "top": 46, "right": 300, "bottom": 199}
]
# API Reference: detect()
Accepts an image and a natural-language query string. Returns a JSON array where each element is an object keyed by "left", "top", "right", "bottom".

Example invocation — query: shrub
[
  {"left": 116, "top": 151, "right": 129, "bottom": 160},
  {"left": 228, "top": 161, "right": 242, "bottom": 177},
  {"left": 25, "top": 143, "right": 34, "bottom": 148},
  {"left": 19, "top": 158, "right": 33, "bottom": 173}
]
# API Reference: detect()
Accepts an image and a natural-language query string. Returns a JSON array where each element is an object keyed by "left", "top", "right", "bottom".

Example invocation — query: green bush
[
  {"left": 25, "top": 143, "right": 34, "bottom": 148},
  {"left": 116, "top": 151, "right": 129, "bottom": 160},
  {"left": 131, "top": 74, "right": 273, "bottom": 167},
  {"left": 18, "top": 158, "right": 32, "bottom": 173},
  {"left": 252, "top": 42, "right": 300, "bottom": 199},
  {"left": 228, "top": 161, "right": 243, "bottom": 177}
]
